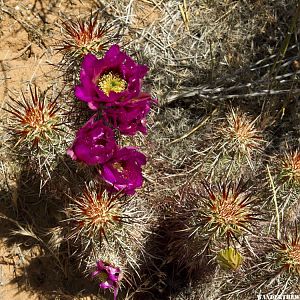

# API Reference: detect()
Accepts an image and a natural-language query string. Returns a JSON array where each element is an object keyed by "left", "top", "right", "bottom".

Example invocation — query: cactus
[{"left": 64, "top": 181, "right": 153, "bottom": 282}]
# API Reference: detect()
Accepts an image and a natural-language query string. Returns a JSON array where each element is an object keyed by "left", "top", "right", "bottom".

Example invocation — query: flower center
[
  {"left": 98, "top": 72, "right": 127, "bottom": 96},
  {"left": 112, "top": 162, "right": 130, "bottom": 179},
  {"left": 113, "top": 162, "right": 124, "bottom": 173},
  {"left": 98, "top": 271, "right": 109, "bottom": 283},
  {"left": 95, "top": 138, "right": 107, "bottom": 147}
]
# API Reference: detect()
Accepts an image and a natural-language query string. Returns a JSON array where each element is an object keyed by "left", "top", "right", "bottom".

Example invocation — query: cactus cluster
[
  {"left": 3, "top": 11, "right": 156, "bottom": 299},
  {"left": 1, "top": 2, "right": 300, "bottom": 300}
]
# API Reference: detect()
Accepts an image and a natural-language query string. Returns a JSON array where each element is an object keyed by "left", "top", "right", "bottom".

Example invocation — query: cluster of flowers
[
  {"left": 67, "top": 44, "right": 155, "bottom": 195},
  {"left": 66, "top": 44, "right": 155, "bottom": 297}
]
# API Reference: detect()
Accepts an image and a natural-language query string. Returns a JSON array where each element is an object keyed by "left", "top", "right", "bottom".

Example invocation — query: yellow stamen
[
  {"left": 113, "top": 162, "right": 124, "bottom": 173},
  {"left": 98, "top": 72, "right": 127, "bottom": 96},
  {"left": 98, "top": 271, "right": 109, "bottom": 282}
]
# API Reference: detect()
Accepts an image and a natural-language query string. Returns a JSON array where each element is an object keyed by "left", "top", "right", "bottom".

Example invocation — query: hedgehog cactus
[
  {"left": 167, "top": 179, "right": 262, "bottom": 275},
  {"left": 58, "top": 13, "right": 116, "bottom": 61},
  {"left": 278, "top": 149, "right": 300, "bottom": 188},
  {"left": 217, "top": 109, "right": 265, "bottom": 169},
  {"left": 64, "top": 181, "right": 152, "bottom": 281},
  {"left": 5, "top": 86, "right": 63, "bottom": 149},
  {"left": 66, "top": 184, "right": 127, "bottom": 243},
  {"left": 274, "top": 226, "right": 300, "bottom": 275},
  {"left": 268, "top": 148, "right": 300, "bottom": 211},
  {"left": 2, "top": 2, "right": 300, "bottom": 300},
  {"left": 4, "top": 85, "right": 68, "bottom": 174},
  {"left": 199, "top": 180, "right": 261, "bottom": 243}
]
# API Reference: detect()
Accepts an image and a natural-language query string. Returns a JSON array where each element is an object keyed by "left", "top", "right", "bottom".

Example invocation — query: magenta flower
[
  {"left": 92, "top": 260, "right": 121, "bottom": 300},
  {"left": 67, "top": 115, "right": 117, "bottom": 165},
  {"left": 100, "top": 147, "right": 146, "bottom": 195},
  {"left": 75, "top": 45, "right": 148, "bottom": 110},
  {"left": 103, "top": 92, "right": 153, "bottom": 135}
]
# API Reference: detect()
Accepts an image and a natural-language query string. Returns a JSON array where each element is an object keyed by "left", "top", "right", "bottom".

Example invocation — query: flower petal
[{"left": 67, "top": 116, "right": 117, "bottom": 165}]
